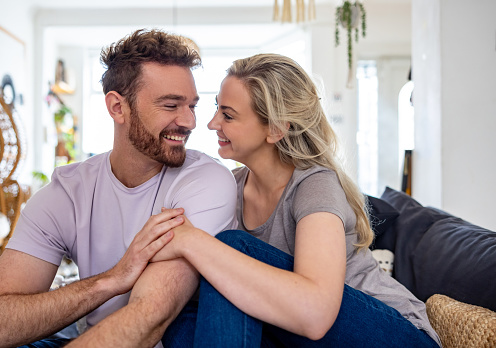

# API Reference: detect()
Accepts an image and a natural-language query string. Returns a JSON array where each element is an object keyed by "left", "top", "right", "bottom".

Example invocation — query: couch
[{"left": 366, "top": 187, "right": 496, "bottom": 347}]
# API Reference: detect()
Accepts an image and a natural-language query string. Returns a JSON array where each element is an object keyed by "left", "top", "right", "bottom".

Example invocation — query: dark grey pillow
[
  {"left": 365, "top": 195, "right": 399, "bottom": 250},
  {"left": 413, "top": 216, "right": 496, "bottom": 311},
  {"left": 379, "top": 187, "right": 450, "bottom": 286},
  {"left": 380, "top": 187, "right": 496, "bottom": 312}
]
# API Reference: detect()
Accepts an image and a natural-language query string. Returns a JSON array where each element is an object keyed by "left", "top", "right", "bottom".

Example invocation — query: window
[
  {"left": 356, "top": 61, "right": 378, "bottom": 196},
  {"left": 82, "top": 50, "right": 112, "bottom": 156}
]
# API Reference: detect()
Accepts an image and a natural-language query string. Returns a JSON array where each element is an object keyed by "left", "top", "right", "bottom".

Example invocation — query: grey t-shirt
[{"left": 233, "top": 165, "right": 440, "bottom": 345}]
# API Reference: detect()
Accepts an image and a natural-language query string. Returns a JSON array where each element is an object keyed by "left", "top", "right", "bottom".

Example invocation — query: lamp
[{"left": 273, "top": 0, "right": 316, "bottom": 23}]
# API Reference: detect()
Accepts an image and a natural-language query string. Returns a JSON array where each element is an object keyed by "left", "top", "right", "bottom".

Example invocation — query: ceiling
[
  {"left": 29, "top": 0, "right": 410, "bottom": 10},
  {"left": 37, "top": 0, "right": 410, "bottom": 50},
  {"left": 32, "top": 0, "right": 331, "bottom": 9},
  {"left": 39, "top": 0, "right": 316, "bottom": 50},
  {"left": 45, "top": 24, "right": 303, "bottom": 51}
]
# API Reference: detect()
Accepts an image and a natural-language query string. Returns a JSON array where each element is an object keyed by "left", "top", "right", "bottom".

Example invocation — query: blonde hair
[{"left": 227, "top": 53, "right": 373, "bottom": 251}]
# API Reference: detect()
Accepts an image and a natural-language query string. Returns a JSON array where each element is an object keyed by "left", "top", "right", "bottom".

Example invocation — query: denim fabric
[
  {"left": 17, "top": 338, "right": 70, "bottom": 348},
  {"left": 164, "top": 229, "right": 439, "bottom": 348},
  {"left": 162, "top": 301, "right": 198, "bottom": 347},
  {"left": 17, "top": 321, "right": 78, "bottom": 347}
]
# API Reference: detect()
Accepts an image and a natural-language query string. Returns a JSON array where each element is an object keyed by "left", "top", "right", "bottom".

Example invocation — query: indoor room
[{"left": 0, "top": 0, "right": 495, "bottom": 347}]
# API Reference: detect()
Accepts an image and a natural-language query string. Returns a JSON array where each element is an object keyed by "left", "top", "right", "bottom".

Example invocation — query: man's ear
[
  {"left": 267, "top": 122, "right": 290, "bottom": 144},
  {"left": 105, "top": 91, "right": 127, "bottom": 124}
]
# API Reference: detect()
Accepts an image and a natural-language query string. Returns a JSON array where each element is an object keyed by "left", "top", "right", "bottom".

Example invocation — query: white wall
[{"left": 412, "top": 0, "right": 496, "bottom": 230}]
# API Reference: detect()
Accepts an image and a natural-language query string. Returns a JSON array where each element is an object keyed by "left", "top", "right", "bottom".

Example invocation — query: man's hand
[
  {"left": 104, "top": 208, "right": 185, "bottom": 294},
  {"left": 149, "top": 210, "right": 199, "bottom": 263}
]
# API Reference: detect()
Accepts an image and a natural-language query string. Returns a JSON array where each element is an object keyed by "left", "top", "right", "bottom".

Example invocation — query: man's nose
[{"left": 177, "top": 107, "right": 196, "bottom": 130}]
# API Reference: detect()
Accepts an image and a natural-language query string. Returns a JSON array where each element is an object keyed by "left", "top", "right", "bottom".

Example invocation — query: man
[{"left": 0, "top": 29, "right": 237, "bottom": 347}]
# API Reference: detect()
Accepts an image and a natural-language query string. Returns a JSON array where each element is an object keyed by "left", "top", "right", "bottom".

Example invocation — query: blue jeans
[
  {"left": 17, "top": 322, "right": 77, "bottom": 347},
  {"left": 17, "top": 338, "right": 70, "bottom": 348},
  {"left": 163, "top": 230, "right": 439, "bottom": 348}
]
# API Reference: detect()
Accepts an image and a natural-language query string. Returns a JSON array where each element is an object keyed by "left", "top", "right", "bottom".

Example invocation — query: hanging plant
[{"left": 335, "top": 1, "right": 367, "bottom": 71}]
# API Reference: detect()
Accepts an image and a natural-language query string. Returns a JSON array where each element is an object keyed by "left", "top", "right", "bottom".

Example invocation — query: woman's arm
[{"left": 153, "top": 211, "right": 347, "bottom": 340}]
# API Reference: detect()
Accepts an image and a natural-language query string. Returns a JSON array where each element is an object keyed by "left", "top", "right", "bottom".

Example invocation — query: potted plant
[{"left": 335, "top": 1, "right": 366, "bottom": 86}]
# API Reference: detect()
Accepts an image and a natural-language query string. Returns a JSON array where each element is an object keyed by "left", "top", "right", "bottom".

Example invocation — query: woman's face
[{"left": 208, "top": 76, "right": 271, "bottom": 164}]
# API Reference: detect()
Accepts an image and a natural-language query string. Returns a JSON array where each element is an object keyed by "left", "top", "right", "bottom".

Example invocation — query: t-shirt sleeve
[
  {"left": 170, "top": 161, "right": 238, "bottom": 236},
  {"left": 6, "top": 174, "right": 75, "bottom": 266},
  {"left": 292, "top": 170, "right": 354, "bottom": 231}
]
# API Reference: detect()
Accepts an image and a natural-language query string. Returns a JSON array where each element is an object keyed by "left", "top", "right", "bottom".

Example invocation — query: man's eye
[{"left": 165, "top": 105, "right": 178, "bottom": 109}]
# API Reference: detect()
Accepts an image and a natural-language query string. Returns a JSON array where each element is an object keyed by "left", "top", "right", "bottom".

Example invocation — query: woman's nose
[{"left": 207, "top": 111, "right": 220, "bottom": 130}]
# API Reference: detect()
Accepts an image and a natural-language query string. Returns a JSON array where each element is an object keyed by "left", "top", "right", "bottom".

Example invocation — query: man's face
[{"left": 128, "top": 63, "right": 199, "bottom": 167}]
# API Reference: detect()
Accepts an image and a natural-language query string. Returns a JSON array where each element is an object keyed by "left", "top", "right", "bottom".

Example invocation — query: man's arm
[
  {"left": 0, "top": 209, "right": 180, "bottom": 348},
  {"left": 68, "top": 158, "right": 238, "bottom": 347},
  {"left": 0, "top": 250, "right": 114, "bottom": 347},
  {"left": 67, "top": 259, "right": 198, "bottom": 348}
]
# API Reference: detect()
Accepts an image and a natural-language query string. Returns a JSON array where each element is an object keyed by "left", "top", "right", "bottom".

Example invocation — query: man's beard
[{"left": 128, "top": 106, "right": 191, "bottom": 168}]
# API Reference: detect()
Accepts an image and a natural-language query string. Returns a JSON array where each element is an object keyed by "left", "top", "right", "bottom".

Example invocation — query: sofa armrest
[{"left": 426, "top": 294, "right": 496, "bottom": 348}]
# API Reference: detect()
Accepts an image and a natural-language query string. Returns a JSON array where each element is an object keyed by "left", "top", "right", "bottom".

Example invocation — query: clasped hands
[
  {"left": 149, "top": 207, "right": 195, "bottom": 263},
  {"left": 106, "top": 207, "right": 194, "bottom": 295}
]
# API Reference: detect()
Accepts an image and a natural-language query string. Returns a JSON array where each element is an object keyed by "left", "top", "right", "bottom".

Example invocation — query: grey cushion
[
  {"left": 414, "top": 215, "right": 496, "bottom": 311},
  {"left": 379, "top": 187, "right": 496, "bottom": 312}
]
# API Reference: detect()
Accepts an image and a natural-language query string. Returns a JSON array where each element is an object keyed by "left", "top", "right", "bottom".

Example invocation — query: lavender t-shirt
[{"left": 8, "top": 150, "right": 237, "bottom": 327}]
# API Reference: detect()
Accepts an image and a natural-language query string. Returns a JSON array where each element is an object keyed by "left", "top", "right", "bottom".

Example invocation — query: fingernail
[
  {"left": 175, "top": 216, "right": 183, "bottom": 222},
  {"left": 165, "top": 231, "right": 171, "bottom": 237}
]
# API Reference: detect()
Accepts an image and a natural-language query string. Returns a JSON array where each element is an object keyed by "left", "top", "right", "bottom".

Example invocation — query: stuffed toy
[{"left": 371, "top": 249, "right": 394, "bottom": 276}]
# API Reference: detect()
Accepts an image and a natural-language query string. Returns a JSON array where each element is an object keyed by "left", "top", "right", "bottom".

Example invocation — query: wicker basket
[{"left": 426, "top": 294, "right": 496, "bottom": 348}]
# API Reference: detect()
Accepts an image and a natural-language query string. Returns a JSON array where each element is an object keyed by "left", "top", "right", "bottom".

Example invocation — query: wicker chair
[{"left": 0, "top": 93, "right": 30, "bottom": 253}]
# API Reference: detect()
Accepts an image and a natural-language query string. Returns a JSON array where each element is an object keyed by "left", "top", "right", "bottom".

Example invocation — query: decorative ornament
[
  {"left": 308, "top": 0, "right": 316, "bottom": 21},
  {"left": 273, "top": 0, "right": 317, "bottom": 24},
  {"left": 273, "top": 0, "right": 280, "bottom": 21},
  {"left": 335, "top": 1, "right": 367, "bottom": 88},
  {"left": 296, "top": 0, "right": 305, "bottom": 23},
  {"left": 282, "top": 0, "right": 292, "bottom": 23}
]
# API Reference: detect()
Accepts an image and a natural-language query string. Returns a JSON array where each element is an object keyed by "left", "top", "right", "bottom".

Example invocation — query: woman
[{"left": 158, "top": 54, "right": 440, "bottom": 347}]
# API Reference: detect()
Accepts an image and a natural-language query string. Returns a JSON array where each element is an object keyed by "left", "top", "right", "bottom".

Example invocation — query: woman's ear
[
  {"left": 266, "top": 122, "right": 290, "bottom": 144},
  {"left": 105, "top": 91, "right": 127, "bottom": 124}
]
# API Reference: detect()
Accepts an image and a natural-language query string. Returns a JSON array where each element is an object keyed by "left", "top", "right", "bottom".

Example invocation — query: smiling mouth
[
  {"left": 218, "top": 136, "right": 230, "bottom": 143},
  {"left": 163, "top": 134, "right": 187, "bottom": 142}
]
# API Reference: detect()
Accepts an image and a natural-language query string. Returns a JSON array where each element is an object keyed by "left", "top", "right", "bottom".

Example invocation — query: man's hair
[{"left": 100, "top": 29, "right": 201, "bottom": 108}]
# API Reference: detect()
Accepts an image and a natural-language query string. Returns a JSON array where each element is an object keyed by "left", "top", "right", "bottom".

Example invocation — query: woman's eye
[{"left": 223, "top": 113, "right": 233, "bottom": 120}]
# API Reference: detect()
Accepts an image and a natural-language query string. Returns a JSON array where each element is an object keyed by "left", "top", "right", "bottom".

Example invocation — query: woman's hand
[
  {"left": 149, "top": 208, "right": 198, "bottom": 263},
  {"left": 105, "top": 208, "right": 184, "bottom": 294}
]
